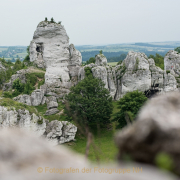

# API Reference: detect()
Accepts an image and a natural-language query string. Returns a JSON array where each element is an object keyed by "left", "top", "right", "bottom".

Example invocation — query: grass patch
[
  {"left": 108, "top": 62, "right": 118, "bottom": 66},
  {"left": 65, "top": 130, "right": 118, "bottom": 163},
  {"left": 0, "top": 98, "right": 37, "bottom": 115},
  {"left": 35, "top": 102, "right": 66, "bottom": 122}
]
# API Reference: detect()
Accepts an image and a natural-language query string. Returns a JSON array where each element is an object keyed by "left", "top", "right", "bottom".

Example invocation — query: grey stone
[
  {"left": 47, "top": 101, "right": 58, "bottom": 109},
  {"left": 45, "top": 108, "right": 59, "bottom": 115},
  {"left": 31, "top": 89, "right": 45, "bottom": 106}
]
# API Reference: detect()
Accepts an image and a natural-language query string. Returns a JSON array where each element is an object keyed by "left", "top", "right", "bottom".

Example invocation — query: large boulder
[
  {"left": 45, "top": 108, "right": 59, "bottom": 116},
  {"left": 45, "top": 120, "right": 77, "bottom": 145},
  {"left": 13, "top": 94, "right": 32, "bottom": 106},
  {"left": 31, "top": 89, "right": 45, "bottom": 106},
  {"left": 115, "top": 92, "right": 180, "bottom": 175}
]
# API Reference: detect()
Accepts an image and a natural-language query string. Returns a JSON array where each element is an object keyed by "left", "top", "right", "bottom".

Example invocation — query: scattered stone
[
  {"left": 45, "top": 108, "right": 59, "bottom": 115},
  {"left": 47, "top": 101, "right": 58, "bottom": 109}
]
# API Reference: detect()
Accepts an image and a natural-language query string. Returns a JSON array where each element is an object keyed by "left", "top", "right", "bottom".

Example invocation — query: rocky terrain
[{"left": 27, "top": 20, "right": 179, "bottom": 100}]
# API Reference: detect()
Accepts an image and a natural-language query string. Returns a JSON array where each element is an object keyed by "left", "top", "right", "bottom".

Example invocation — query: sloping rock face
[
  {"left": 29, "top": 21, "right": 82, "bottom": 98},
  {"left": 78, "top": 52, "right": 178, "bottom": 100},
  {"left": 0, "top": 106, "right": 46, "bottom": 137},
  {"left": 115, "top": 92, "right": 180, "bottom": 175},
  {"left": 0, "top": 129, "right": 178, "bottom": 180}
]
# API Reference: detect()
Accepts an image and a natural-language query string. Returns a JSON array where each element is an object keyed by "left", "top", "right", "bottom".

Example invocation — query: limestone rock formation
[
  {"left": 45, "top": 120, "right": 77, "bottom": 145},
  {"left": 164, "top": 50, "right": 180, "bottom": 75},
  {"left": 13, "top": 89, "right": 45, "bottom": 106},
  {"left": 29, "top": 21, "right": 82, "bottom": 98},
  {"left": 0, "top": 128, "right": 178, "bottom": 180},
  {"left": 78, "top": 51, "right": 178, "bottom": 100},
  {"left": 0, "top": 106, "right": 46, "bottom": 137},
  {"left": 95, "top": 54, "right": 107, "bottom": 66},
  {"left": 115, "top": 92, "right": 180, "bottom": 175}
]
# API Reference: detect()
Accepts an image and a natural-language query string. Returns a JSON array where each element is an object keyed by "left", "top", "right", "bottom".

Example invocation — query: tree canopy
[
  {"left": 65, "top": 67, "right": 113, "bottom": 129},
  {"left": 149, "top": 53, "right": 164, "bottom": 70},
  {"left": 113, "top": 90, "right": 147, "bottom": 129}
]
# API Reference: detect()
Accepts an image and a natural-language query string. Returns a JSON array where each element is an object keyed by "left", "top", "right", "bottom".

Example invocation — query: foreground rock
[
  {"left": 115, "top": 92, "right": 180, "bottom": 175},
  {"left": 45, "top": 108, "right": 59, "bottom": 115},
  {"left": 0, "top": 129, "right": 178, "bottom": 180}
]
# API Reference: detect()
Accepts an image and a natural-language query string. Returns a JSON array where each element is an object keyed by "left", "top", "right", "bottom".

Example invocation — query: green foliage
[
  {"left": 113, "top": 90, "right": 147, "bottom": 128},
  {"left": 51, "top": 17, "right": 55, "bottom": 23},
  {"left": 174, "top": 46, "right": 180, "bottom": 53},
  {"left": 45, "top": 17, "right": 48, "bottom": 21},
  {"left": 38, "top": 79, "right": 45, "bottom": 89},
  {"left": 85, "top": 57, "right": 96, "bottom": 65},
  {"left": 166, "top": 70, "right": 170, "bottom": 74},
  {"left": 37, "top": 119, "right": 43, "bottom": 125},
  {"left": 65, "top": 67, "right": 113, "bottom": 129},
  {"left": 23, "top": 80, "right": 35, "bottom": 95},
  {"left": 3, "top": 91, "right": 13, "bottom": 98},
  {"left": 99, "top": 50, "right": 103, "bottom": 54},
  {"left": 26, "top": 72, "right": 45, "bottom": 86},
  {"left": 149, "top": 53, "right": 164, "bottom": 70},
  {"left": 12, "top": 78, "right": 24, "bottom": 93},
  {"left": 117, "top": 60, "right": 122, "bottom": 65},
  {"left": 155, "top": 152, "right": 174, "bottom": 172}
]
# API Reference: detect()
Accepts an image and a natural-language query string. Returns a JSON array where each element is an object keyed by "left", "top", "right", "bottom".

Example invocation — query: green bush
[
  {"left": 113, "top": 90, "right": 147, "bottom": 128},
  {"left": 12, "top": 78, "right": 24, "bottom": 93},
  {"left": 24, "top": 80, "right": 35, "bottom": 95},
  {"left": 38, "top": 79, "right": 45, "bottom": 89},
  {"left": 3, "top": 91, "right": 13, "bottom": 98},
  {"left": 166, "top": 70, "right": 170, "bottom": 74}
]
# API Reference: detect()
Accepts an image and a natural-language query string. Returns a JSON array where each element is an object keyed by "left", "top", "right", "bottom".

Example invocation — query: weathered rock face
[
  {"left": 29, "top": 21, "right": 82, "bottom": 98},
  {"left": 45, "top": 120, "right": 77, "bottom": 145},
  {"left": 0, "top": 106, "right": 46, "bottom": 137},
  {"left": 164, "top": 50, "right": 180, "bottom": 74},
  {"left": 0, "top": 129, "right": 178, "bottom": 180},
  {"left": 13, "top": 89, "right": 45, "bottom": 106},
  {"left": 78, "top": 51, "right": 178, "bottom": 100},
  {"left": 115, "top": 92, "right": 180, "bottom": 175},
  {"left": 95, "top": 54, "right": 107, "bottom": 66}
]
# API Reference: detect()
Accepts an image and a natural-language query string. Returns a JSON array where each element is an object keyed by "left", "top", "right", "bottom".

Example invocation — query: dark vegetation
[
  {"left": 113, "top": 91, "right": 147, "bottom": 129},
  {"left": 148, "top": 53, "right": 164, "bottom": 70},
  {"left": 65, "top": 67, "right": 113, "bottom": 131}
]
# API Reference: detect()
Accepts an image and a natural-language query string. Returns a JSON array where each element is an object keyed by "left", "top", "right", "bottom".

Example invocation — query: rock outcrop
[
  {"left": 115, "top": 92, "right": 180, "bottom": 175},
  {"left": 0, "top": 106, "right": 46, "bottom": 137},
  {"left": 13, "top": 88, "right": 45, "bottom": 106},
  {"left": 29, "top": 21, "right": 82, "bottom": 98},
  {"left": 78, "top": 51, "right": 178, "bottom": 99},
  {"left": 0, "top": 105, "right": 77, "bottom": 144},
  {"left": 45, "top": 120, "right": 77, "bottom": 145}
]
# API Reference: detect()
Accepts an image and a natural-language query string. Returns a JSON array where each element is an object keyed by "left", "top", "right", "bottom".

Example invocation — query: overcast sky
[{"left": 0, "top": 0, "right": 180, "bottom": 46}]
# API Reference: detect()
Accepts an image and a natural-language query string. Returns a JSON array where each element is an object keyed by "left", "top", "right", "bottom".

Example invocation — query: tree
[
  {"left": 45, "top": 17, "right": 48, "bottom": 21},
  {"left": 99, "top": 50, "right": 103, "bottom": 54},
  {"left": 85, "top": 57, "right": 95, "bottom": 65},
  {"left": 175, "top": 47, "right": 180, "bottom": 53},
  {"left": 149, "top": 53, "right": 164, "bottom": 70},
  {"left": 113, "top": 90, "right": 147, "bottom": 129},
  {"left": 51, "top": 17, "right": 54, "bottom": 23},
  {"left": 65, "top": 67, "right": 113, "bottom": 129},
  {"left": 12, "top": 78, "right": 24, "bottom": 93}
]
